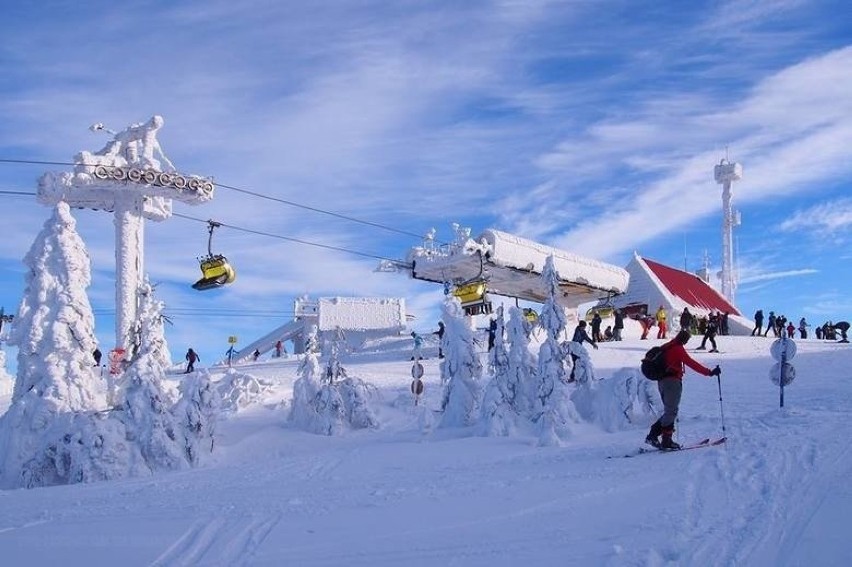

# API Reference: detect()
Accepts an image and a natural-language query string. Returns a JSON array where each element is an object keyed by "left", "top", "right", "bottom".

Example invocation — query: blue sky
[{"left": 1, "top": 0, "right": 850, "bottom": 364}]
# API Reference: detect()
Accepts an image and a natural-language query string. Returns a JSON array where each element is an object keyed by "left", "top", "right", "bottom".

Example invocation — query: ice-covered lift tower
[
  {"left": 713, "top": 158, "right": 743, "bottom": 305},
  {"left": 37, "top": 116, "right": 214, "bottom": 357},
  {"left": 400, "top": 225, "right": 629, "bottom": 308}
]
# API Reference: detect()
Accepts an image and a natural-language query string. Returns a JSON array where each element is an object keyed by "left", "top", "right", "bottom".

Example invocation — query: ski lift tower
[
  {"left": 713, "top": 158, "right": 743, "bottom": 304},
  {"left": 37, "top": 116, "right": 215, "bottom": 359}
]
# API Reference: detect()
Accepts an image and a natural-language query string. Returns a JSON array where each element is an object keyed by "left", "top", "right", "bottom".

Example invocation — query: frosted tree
[
  {"left": 439, "top": 296, "right": 483, "bottom": 428},
  {"left": 8, "top": 202, "right": 104, "bottom": 410},
  {"left": 174, "top": 370, "right": 220, "bottom": 465},
  {"left": 120, "top": 278, "right": 187, "bottom": 472},
  {"left": 289, "top": 325, "right": 326, "bottom": 430},
  {"left": 0, "top": 203, "right": 119, "bottom": 488},
  {"left": 290, "top": 325, "right": 378, "bottom": 435},
  {"left": 481, "top": 306, "right": 518, "bottom": 435},
  {"left": 534, "top": 255, "right": 578, "bottom": 446},
  {"left": 0, "top": 350, "right": 13, "bottom": 398}
]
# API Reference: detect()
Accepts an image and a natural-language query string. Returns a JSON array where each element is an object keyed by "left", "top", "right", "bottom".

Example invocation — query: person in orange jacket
[{"left": 645, "top": 330, "right": 720, "bottom": 450}]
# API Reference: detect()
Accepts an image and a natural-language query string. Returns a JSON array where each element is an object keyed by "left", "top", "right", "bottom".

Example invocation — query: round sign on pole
[
  {"left": 769, "top": 362, "right": 796, "bottom": 386},
  {"left": 770, "top": 338, "right": 797, "bottom": 362},
  {"left": 411, "top": 379, "right": 425, "bottom": 395},
  {"left": 411, "top": 362, "right": 424, "bottom": 379}
]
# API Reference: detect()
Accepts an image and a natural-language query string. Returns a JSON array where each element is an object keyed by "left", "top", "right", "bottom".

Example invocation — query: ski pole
[{"left": 716, "top": 373, "right": 727, "bottom": 437}]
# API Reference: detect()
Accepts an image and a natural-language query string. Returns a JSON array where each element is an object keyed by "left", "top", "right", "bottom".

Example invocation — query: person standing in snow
[
  {"left": 655, "top": 306, "right": 668, "bottom": 339},
  {"left": 765, "top": 311, "right": 777, "bottom": 337},
  {"left": 568, "top": 320, "right": 598, "bottom": 382},
  {"left": 590, "top": 312, "right": 602, "bottom": 343},
  {"left": 252, "top": 349, "right": 261, "bottom": 361},
  {"left": 487, "top": 318, "right": 498, "bottom": 351},
  {"left": 613, "top": 309, "right": 624, "bottom": 341},
  {"left": 798, "top": 318, "right": 809, "bottom": 339},
  {"left": 433, "top": 321, "right": 445, "bottom": 358},
  {"left": 411, "top": 331, "right": 424, "bottom": 360},
  {"left": 752, "top": 309, "right": 764, "bottom": 336},
  {"left": 645, "top": 330, "right": 720, "bottom": 450},
  {"left": 93, "top": 347, "right": 102, "bottom": 367},
  {"left": 275, "top": 340, "right": 283, "bottom": 358},
  {"left": 185, "top": 348, "right": 199, "bottom": 373},
  {"left": 836, "top": 321, "right": 849, "bottom": 343},
  {"left": 696, "top": 310, "right": 719, "bottom": 352},
  {"left": 679, "top": 308, "right": 693, "bottom": 334}
]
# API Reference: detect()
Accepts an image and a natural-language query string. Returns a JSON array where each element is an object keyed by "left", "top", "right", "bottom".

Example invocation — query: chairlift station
[{"left": 402, "top": 227, "right": 629, "bottom": 309}]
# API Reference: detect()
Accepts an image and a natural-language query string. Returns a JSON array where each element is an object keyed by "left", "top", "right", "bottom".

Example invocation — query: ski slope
[{"left": 0, "top": 334, "right": 850, "bottom": 566}]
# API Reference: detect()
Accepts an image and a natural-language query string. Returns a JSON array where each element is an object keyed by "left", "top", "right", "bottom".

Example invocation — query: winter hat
[{"left": 676, "top": 330, "right": 691, "bottom": 344}]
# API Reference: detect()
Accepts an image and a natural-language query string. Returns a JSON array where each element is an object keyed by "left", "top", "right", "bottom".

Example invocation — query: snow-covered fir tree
[
  {"left": 8, "top": 202, "right": 104, "bottom": 410},
  {"left": 290, "top": 325, "right": 378, "bottom": 435},
  {"left": 0, "top": 203, "right": 124, "bottom": 488},
  {"left": 481, "top": 306, "right": 518, "bottom": 435},
  {"left": 439, "top": 296, "right": 483, "bottom": 428},
  {"left": 120, "top": 278, "right": 187, "bottom": 472},
  {"left": 174, "top": 370, "right": 220, "bottom": 465},
  {"left": 534, "top": 255, "right": 579, "bottom": 446}
]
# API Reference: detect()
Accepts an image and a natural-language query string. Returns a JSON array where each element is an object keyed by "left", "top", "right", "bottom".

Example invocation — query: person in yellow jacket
[{"left": 656, "top": 305, "right": 668, "bottom": 339}]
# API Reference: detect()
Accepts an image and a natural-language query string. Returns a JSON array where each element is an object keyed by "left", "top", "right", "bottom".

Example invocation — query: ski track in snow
[{"left": 150, "top": 512, "right": 281, "bottom": 567}]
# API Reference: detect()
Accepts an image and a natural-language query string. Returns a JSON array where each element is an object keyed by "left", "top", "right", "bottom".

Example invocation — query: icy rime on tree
[
  {"left": 120, "top": 278, "right": 187, "bottom": 472},
  {"left": 0, "top": 203, "right": 122, "bottom": 487},
  {"left": 439, "top": 296, "right": 483, "bottom": 428},
  {"left": 289, "top": 325, "right": 379, "bottom": 435},
  {"left": 534, "top": 255, "right": 579, "bottom": 446}
]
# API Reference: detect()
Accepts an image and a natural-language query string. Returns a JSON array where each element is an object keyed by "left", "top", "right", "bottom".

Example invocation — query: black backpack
[{"left": 641, "top": 345, "right": 671, "bottom": 380}]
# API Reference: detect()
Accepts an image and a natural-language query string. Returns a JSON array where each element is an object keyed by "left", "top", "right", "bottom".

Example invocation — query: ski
[{"left": 609, "top": 437, "right": 726, "bottom": 459}]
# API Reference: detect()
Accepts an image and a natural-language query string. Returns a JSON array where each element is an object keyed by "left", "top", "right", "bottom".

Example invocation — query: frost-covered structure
[
  {"left": 439, "top": 297, "right": 483, "bottom": 428},
  {"left": 37, "top": 115, "right": 214, "bottom": 356},
  {"left": 402, "top": 225, "right": 629, "bottom": 308}
]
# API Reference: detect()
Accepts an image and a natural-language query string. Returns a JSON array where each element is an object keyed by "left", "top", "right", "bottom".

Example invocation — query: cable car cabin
[
  {"left": 522, "top": 308, "right": 539, "bottom": 323},
  {"left": 192, "top": 255, "right": 236, "bottom": 291},
  {"left": 585, "top": 305, "right": 615, "bottom": 322},
  {"left": 452, "top": 281, "right": 492, "bottom": 316}
]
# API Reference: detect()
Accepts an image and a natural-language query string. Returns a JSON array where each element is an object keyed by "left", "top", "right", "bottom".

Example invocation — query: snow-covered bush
[
  {"left": 217, "top": 369, "right": 277, "bottom": 414},
  {"left": 563, "top": 341, "right": 597, "bottom": 384},
  {"left": 572, "top": 368, "right": 662, "bottom": 432},
  {"left": 17, "top": 408, "right": 145, "bottom": 488},
  {"left": 290, "top": 325, "right": 379, "bottom": 435},
  {"left": 174, "top": 370, "right": 220, "bottom": 465}
]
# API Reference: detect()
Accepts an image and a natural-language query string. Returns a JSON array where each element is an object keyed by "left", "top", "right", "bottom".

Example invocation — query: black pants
[{"left": 700, "top": 333, "right": 717, "bottom": 350}]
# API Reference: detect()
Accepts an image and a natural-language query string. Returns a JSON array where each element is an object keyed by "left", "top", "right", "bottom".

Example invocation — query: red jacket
[{"left": 662, "top": 340, "right": 711, "bottom": 380}]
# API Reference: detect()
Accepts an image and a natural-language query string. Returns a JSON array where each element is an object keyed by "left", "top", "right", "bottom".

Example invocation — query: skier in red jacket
[{"left": 645, "top": 330, "right": 720, "bottom": 450}]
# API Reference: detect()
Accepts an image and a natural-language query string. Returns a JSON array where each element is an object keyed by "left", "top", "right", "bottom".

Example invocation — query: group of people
[
  {"left": 589, "top": 310, "right": 624, "bottom": 343},
  {"left": 751, "top": 310, "right": 849, "bottom": 342}
]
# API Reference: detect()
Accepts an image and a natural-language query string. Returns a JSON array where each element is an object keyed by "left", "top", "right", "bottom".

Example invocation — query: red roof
[{"left": 644, "top": 258, "right": 740, "bottom": 316}]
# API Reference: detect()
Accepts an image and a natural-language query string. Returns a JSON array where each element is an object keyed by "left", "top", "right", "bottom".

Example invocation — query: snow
[
  {"left": 1, "top": 325, "right": 851, "bottom": 564},
  {"left": 0, "top": 207, "right": 850, "bottom": 565}
]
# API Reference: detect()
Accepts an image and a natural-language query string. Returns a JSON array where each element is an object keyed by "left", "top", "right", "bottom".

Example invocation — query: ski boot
[{"left": 660, "top": 432, "right": 681, "bottom": 451}]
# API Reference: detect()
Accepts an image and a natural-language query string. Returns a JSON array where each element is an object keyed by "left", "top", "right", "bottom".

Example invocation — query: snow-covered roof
[{"left": 406, "top": 227, "right": 629, "bottom": 308}]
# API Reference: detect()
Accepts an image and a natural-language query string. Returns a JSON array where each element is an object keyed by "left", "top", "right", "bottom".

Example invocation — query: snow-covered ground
[{"left": 0, "top": 333, "right": 850, "bottom": 567}]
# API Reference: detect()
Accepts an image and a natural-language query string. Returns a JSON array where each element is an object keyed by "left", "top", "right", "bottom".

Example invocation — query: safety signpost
[
  {"left": 410, "top": 362, "right": 425, "bottom": 406},
  {"left": 770, "top": 336, "right": 797, "bottom": 408}
]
